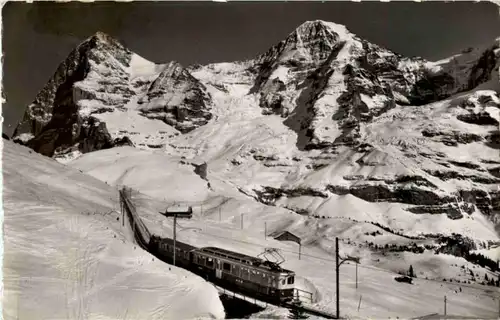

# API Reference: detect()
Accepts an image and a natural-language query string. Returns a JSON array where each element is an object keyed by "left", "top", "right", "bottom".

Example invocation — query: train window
[
  {"left": 287, "top": 276, "right": 294, "bottom": 285},
  {"left": 207, "top": 258, "right": 214, "bottom": 267},
  {"left": 223, "top": 262, "right": 231, "bottom": 271}
]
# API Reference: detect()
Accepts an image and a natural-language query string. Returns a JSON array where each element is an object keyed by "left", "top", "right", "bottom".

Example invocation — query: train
[{"left": 149, "top": 236, "right": 296, "bottom": 305}]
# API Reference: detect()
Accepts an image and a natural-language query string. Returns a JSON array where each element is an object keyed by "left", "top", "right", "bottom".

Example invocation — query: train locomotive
[{"left": 149, "top": 236, "right": 296, "bottom": 304}]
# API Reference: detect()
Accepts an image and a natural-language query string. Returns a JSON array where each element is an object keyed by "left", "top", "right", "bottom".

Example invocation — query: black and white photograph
[{"left": 2, "top": 1, "right": 500, "bottom": 319}]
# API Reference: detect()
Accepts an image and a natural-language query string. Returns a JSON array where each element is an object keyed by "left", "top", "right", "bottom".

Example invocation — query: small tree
[{"left": 408, "top": 265, "right": 415, "bottom": 278}]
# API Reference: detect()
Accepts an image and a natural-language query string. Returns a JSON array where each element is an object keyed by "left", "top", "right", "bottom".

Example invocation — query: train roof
[
  {"left": 199, "top": 246, "right": 295, "bottom": 274},
  {"left": 155, "top": 237, "right": 198, "bottom": 252}
]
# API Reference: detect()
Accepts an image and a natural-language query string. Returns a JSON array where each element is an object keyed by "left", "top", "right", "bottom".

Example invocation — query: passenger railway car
[
  {"left": 149, "top": 236, "right": 296, "bottom": 304},
  {"left": 192, "top": 247, "right": 296, "bottom": 304},
  {"left": 149, "top": 236, "right": 197, "bottom": 270}
]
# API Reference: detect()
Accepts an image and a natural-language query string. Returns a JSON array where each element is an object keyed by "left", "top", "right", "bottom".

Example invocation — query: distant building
[
  {"left": 271, "top": 231, "right": 301, "bottom": 245},
  {"left": 163, "top": 205, "right": 193, "bottom": 217}
]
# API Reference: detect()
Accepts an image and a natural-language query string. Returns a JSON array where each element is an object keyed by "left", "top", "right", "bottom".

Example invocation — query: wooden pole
[
  {"left": 356, "top": 262, "right": 358, "bottom": 289},
  {"left": 336, "top": 237, "right": 340, "bottom": 319},
  {"left": 299, "top": 244, "right": 302, "bottom": 260},
  {"left": 265, "top": 222, "right": 267, "bottom": 239},
  {"left": 173, "top": 215, "right": 177, "bottom": 267},
  {"left": 132, "top": 200, "right": 135, "bottom": 238},
  {"left": 241, "top": 213, "right": 243, "bottom": 229},
  {"left": 357, "top": 295, "right": 362, "bottom": 312},
  {"left": 444, "top": 295, "right": 447, "bottom": 316},
  {"left": 121, "top": 194, "right": 124, "bottom": 227}
]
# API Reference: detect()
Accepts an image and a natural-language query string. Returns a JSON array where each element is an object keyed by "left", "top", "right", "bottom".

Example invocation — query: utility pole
[
  {"left": 444, "top": 295, "right": 447, "bottom": 316},
  {"left": 161, "top": 205, "right": 192, "bottom": 268},
  {"left": 356, "top": 262, "right": 358, "bottom": 289},
  {"left": 335, "top": 237, "right": 360, "bottom": 319},
  {"left": 173, "top": 214, "right": 177, "bottom": 267},
  {"left": 299, "top": 243, "right": 302, "bottom": 260},
  {"left": 336, "top": 237, "right": 340, "bottom": 319},
  {"left": 120, "top": 194, "right": 124, "bottom": 227},
  {"left": 241, "top": 213, "right": 243, "bottom": 229},
  {"left": 264, "top": 222, "right": 267, "bottom": 239}
]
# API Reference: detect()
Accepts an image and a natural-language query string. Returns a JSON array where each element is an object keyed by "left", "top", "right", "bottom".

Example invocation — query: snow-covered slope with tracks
[{"left": 2, "top": 139, "right": 225, "bottom": 320}]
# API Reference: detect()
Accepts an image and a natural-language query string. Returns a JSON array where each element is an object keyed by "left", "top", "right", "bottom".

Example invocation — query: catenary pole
[
  {"left": 356, "top": 262, "right": 358, "bottom": 289},
  {"left": 173, "top": 215, "right": 177, "bottom": 266},
  {"left": 336, "top": 237, "right": 340, "bottom": 319}
]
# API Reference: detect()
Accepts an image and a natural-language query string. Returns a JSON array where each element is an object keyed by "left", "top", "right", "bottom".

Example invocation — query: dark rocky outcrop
[
  {"left": 488, "top": 166, "right": 500, "bottom": 178},
  {"left": 78, "top": 116, "right": 114, "bottom": 154},
  {"left": 113, "top": 136, "right": 135, "bottom": 147},
  {"left": 421, "top": 129, "right": 483, "bottom": 145},
  {"left": 485, "top": 130, "right": 500, "bottom": 149},
  {"left": 258, "top": 78, "right": 287, "bottom": 116},
  {"left": 459, "top": 189, "right": 494, "bottom": 216},
  {"left": 326, "top": 183, "right": 453, "bottom": 206},
  {"left": 435, "top": 234, "right": 477, "bottom": 257},
  {"left": 138, "top": 61, "right": 213, "bottom": 133},
  {"left": 406, "top": 205, "right": 466, "bottom": 220},
  {"left": 408, "top": 71, "right": 456, "bottom": 105},
  {"left": 2, "top": 132, "right": 10, "bottom": 140},
  {"left": 468, "top": 46, "right": 499, "bottom": 89},
  {"left": 253, "top": 186, "right": 328, "bottom": 205},
  {"left": 424, "top": 169, "right": 500, "bottom": 184},
  {"left": 457, "top": 112, "right": 499, "bottom": 126}
]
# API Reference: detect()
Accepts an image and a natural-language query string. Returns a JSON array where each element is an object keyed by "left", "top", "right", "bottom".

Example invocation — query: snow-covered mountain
[{"left": 10, "top": 19, "right": 500, "bottom": 307}]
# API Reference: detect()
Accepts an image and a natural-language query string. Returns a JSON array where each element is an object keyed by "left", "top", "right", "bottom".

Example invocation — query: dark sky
[{"left": 2, "top": 1, "right": 500, "bottom": 137}]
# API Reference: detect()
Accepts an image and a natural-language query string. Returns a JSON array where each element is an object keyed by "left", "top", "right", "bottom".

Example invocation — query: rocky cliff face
[
  {"left": 12, "top": 32, "right": 212, "bottom": 157},
  {"left": 13, "top": 32, "right": 131, "bottom": 156},
  {"left": 138, "top": 61, "right": 213, "bottom": 133},
  {"left": 248, "top": 21, "right": 500, "bottom": 151}
]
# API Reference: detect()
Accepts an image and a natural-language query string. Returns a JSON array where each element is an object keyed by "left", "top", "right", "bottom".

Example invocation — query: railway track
[
  {"left": 119, "top": 186, "right": 337, "bottom": 319},
  {"left": 119, "top": 187, "right": 151, "bottom": 250}
]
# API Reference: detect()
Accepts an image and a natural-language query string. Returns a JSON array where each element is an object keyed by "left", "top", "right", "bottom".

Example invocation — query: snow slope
[
  {"left": 69, "top": 145, "right": 499, "bottom": 319},
  {"left": 2, "top": 139, "right": 225, "bottom": 320}
]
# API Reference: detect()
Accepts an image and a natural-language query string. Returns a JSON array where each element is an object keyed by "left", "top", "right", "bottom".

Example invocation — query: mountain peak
[
  {"left": 294, "top": 19, "right": 352, "bottom": 39},
  {"left": 254, "top": 20, "right": 353, "bottom": 70},
  {"left": 82, "top": 31, "right": 129, "bottom": 55}
]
